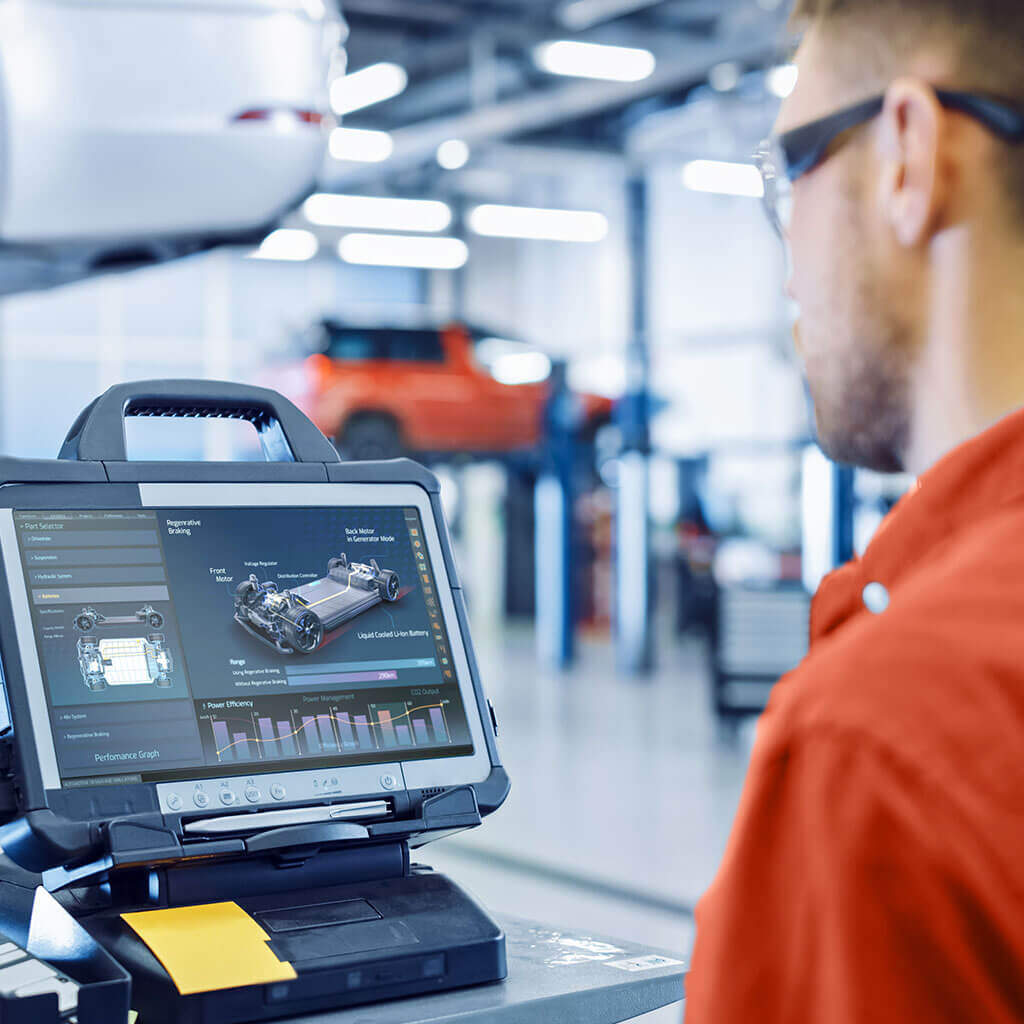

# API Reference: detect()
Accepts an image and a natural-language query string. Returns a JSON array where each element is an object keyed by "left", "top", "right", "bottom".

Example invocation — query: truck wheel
[
  {"left": 75, "top": 613, "right": 95, "bottom": 632},
  {"left": 377, "top": 570, "right": 400, "bottom": 602},
  {"left": 339, "top": 416, "right": 402, "bottom": 462}
]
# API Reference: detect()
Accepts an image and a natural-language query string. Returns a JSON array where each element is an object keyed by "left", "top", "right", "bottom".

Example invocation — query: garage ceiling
[{"left": 331, "top": 0, "right": 790, "bottom": 189}]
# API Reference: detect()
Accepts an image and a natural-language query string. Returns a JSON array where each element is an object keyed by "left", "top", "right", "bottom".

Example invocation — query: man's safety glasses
[{"left": 755, "top": 88, "right": 1024, "bottom": 238}]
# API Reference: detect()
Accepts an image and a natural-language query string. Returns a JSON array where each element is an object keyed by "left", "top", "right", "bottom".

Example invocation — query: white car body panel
[{"left": 0, "top": 0, "right": 341, "bottom": 244}]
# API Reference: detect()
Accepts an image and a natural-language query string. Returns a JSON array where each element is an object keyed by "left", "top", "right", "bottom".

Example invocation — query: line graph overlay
[{"left": 207, "top": 701, "right": 450, "bottom": 760}]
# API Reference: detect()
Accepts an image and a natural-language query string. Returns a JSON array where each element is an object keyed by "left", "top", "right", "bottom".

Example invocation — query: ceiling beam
[
  {"left": 341, "top": 0, "right": 467, "bottom": 24},
  {"left": 325, "top": 17, "right": 784, "bottom": 190},
  {"left": 558, "top": 0, "right": 669, "bottom": 30}
]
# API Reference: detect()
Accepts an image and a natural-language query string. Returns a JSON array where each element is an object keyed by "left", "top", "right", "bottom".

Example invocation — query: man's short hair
[{"left": 790, "top": 0, "right": 1024, "bottom": 221}]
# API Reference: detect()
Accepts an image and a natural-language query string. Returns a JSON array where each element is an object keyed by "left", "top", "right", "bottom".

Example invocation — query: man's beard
[
  {"left": 809, "top": 314, "right": 913, "bottom": 473},
  {"left": 802, "top": 180, "right": 916, "bottom": 474}
]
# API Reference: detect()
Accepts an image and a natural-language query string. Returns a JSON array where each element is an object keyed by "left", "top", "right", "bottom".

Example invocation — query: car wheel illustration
[
  {"left": 148, "top": 612, "right": 164, "bottom": 628},
  {"left": 75, "top": 613, "right": 95, "bottom": 632},
  {"left": 287, "top": 611, "right": 323, "bottom": 654},
  {"left": 235, "top": 578, "right": 259, "bottom": 608},
  {"left": 378, "top": 569, "right": 400, "bottom": 602}
]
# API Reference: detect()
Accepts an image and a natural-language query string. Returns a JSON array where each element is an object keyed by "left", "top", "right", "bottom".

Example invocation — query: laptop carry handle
[{"left": 58, "top": 379, "right": 340, "bottom": 464}]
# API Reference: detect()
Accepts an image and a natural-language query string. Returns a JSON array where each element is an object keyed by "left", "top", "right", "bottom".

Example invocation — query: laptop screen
[{"left": 12, "top": 506, "right": 473, "bottom": 788}]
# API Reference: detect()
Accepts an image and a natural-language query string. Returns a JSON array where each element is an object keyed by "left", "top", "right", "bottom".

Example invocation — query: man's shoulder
[{"left": 765, "top": 506, "right": 1024, "bottom": 809}]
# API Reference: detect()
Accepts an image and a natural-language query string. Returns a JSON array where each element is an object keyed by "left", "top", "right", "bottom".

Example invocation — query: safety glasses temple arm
[
  {"left": 780, "top": 96, "right": 885, "bottom": 182},
  {"left": 934, "top": 88, "right": 1024, "bottom": 142}
]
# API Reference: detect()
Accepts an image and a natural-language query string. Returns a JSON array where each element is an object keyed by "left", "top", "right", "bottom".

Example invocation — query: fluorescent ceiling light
[
  {"left": 681, "top": 160, "right": 764, "bottom": 199},
  {"left": 329, "top": 62, "right": 408, "bottom": 116},
  {"left": 468, "top": 204, "right": 608, "bottom": 242},
  {"left": 767, "top": 63, "right": 799, "bottom": 98},
  {"left": 329, "top": 127, "right": 394, "bottom": 163},
  {"left": 491, "top": 352, "right": 553, "bottom": 386},
  {"left": 338, "top": 233, "right": 469, "bottom": 270},
  {"left": 475, "top": 337, "right": 553, "bottom": 384},
  {"left": 437, "top": 138, "right": 471, "bottom": 170},
  {"left": 533, "top": 40, "right": 655, "bottom": 83},
  {"left": 303, "top": 194, "right": 452, "bottom": 233},
  {"left": 475, "top": 336, "right": 523, "bottom": 365},
  {"left": 249, "top": 228, "right": 318, "bottom": 261}
]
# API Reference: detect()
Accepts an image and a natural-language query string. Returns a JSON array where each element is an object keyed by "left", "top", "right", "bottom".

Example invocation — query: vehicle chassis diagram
[{"left": 233, "top": 553, "right": 401, "bottom": 655}]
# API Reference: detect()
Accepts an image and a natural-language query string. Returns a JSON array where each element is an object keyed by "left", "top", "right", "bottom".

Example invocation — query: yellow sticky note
[{"left": 121, "top": 901, "right": 297, "bottom": 995}]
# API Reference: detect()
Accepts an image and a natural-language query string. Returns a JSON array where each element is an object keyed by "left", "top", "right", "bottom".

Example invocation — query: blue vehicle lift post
[
  {"left": 535, "top": 361, "right": 578, "bottom": 669},
  {"left": 832, "top": 463, "right": 856, "bottom": 567},
  {"left": 615, "top": 175, "right": 654, "bottom": 676}
]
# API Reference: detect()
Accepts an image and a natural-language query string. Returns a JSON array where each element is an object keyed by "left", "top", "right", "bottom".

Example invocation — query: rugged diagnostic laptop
[{"left": 0, "top": 381, "right": 510, "bottom": 1024}]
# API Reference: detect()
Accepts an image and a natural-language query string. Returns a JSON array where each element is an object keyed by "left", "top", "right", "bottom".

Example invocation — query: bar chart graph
[
  {"left": 205, "top": 698, "right": 453, "bottom": 764},
  {"left": 370, "top": 701, "right": 450, "bottom": 751}
]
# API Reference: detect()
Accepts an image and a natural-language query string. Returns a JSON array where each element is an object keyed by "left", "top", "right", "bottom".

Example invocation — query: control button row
[
  {"left": 164, "top": 783, "right": 290, "bottom": 813},
  {"left": 161, "top": 766, "right": 409, "bottom": 815}
]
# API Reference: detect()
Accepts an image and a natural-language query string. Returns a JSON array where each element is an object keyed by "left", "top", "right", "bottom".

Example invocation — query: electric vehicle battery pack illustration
[
  {"left": 233, "top": 552, "right": 401, "bottom": 655},
  {"left": 77, "top": 634, "right": 173, "bottom": 692}
]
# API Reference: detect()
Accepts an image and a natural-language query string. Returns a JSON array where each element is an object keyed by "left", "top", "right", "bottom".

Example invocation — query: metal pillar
[
  {"left": 615, "top": 174, "right": 653, "bottom": 675},
  {"left": 832, "top": 464, "right": 856, "bottom": 566},
  {"left": 535, "top": 362, "right": 577, "bottom": 669}
]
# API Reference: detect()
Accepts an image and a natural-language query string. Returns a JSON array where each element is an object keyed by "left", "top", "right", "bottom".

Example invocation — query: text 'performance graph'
[{"left": 205, "top": 700, "right": 452, "bottom": 764}]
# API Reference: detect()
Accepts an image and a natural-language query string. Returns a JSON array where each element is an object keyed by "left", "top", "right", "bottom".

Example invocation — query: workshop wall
[{"left": 0, "top": 252, "right": 423, "bottom": 459}]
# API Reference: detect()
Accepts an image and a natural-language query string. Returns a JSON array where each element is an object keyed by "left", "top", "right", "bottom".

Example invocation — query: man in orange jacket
[{"left": 685, "top": 1, "right": 1024, "bottom": 1020}]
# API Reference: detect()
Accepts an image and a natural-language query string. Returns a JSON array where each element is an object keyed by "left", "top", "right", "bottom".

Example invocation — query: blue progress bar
[{"left": 286, "top": 658, "right": 436, "bottom": 676}]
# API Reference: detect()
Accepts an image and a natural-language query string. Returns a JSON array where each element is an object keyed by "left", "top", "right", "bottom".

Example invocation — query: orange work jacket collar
[{"left": 810, "top": 403, "right": 1024, "bottom": 645}]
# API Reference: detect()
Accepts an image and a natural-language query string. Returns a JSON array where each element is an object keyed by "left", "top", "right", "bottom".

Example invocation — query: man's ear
[{"left": 876, "top": 78, "right": 945, "bottom": 247}]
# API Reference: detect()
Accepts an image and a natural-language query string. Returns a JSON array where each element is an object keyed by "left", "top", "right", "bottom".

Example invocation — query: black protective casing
[
  {"left": 0, "top": 380, "right": 510, "bottom": 1024},
  {"left": 84, "top": 868, "right": 506, "bottom": 1024}
]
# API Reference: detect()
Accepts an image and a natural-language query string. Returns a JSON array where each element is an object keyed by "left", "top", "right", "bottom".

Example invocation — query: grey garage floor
[{"left": 425, "top": 622, "right": 756, "bottom": 1024}]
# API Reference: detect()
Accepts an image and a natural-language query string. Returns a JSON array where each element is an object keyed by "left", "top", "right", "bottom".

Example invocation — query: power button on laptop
[{"left": 380, "top": 774, "right": 398, "bottom": 790}]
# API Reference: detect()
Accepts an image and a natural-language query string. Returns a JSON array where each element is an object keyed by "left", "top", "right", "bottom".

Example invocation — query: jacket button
[{"left": 862, "top": 582, "right": 889, "bottom": 614}]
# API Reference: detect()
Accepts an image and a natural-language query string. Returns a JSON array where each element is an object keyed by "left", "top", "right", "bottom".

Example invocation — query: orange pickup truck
[{"left": 286, "top": 321, "right": 614, "bottom": 461}]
